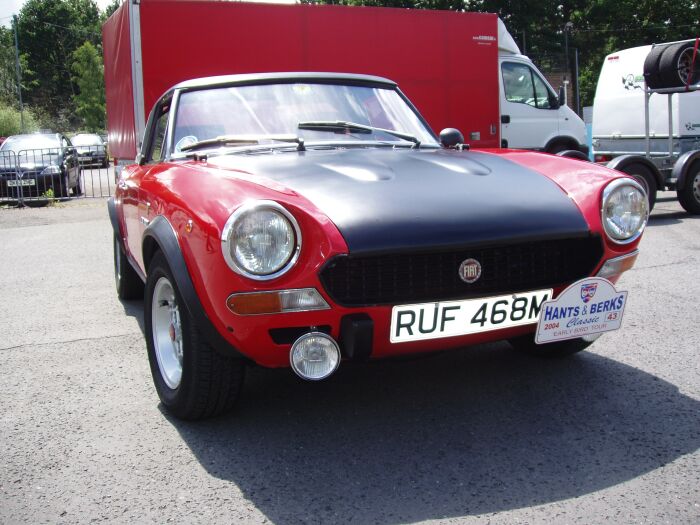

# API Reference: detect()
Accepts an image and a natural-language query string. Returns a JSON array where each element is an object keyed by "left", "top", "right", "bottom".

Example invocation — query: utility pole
[
  {"left": 563, "top": 21, "right": 573, "bottom": 108},
  {"left": 13, "top": 15, "right": 25, "bottom": 133}
]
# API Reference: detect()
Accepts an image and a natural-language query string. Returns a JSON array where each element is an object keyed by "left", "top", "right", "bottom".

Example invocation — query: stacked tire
[{"left": 644, "top": 41, "right": 699, "bottom": 89}]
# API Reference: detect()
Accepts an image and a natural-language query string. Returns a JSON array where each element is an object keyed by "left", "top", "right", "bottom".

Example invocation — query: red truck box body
[{"left": 103, "top": 1, "right": 499, "bottom": 161}]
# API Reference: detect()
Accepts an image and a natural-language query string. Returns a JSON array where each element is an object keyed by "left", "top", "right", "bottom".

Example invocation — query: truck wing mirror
[{"left": 558, "top": 86, "right": 566, "bottom": 107}]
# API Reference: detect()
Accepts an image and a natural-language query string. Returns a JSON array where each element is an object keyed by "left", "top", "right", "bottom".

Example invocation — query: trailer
[
  {"left": 103, "top": 0, "right": 586, "bottom": 168},
  {"left": 592, "top": 39, "right": 700, "bottom": 213}
]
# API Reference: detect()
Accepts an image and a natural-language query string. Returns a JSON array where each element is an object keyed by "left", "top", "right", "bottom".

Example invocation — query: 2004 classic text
[{"left": 109, "top": 73, "right": 648, "bottom": 420}]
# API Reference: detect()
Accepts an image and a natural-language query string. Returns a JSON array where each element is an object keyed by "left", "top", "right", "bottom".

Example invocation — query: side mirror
[
  {"left": 136, "top": 153, "right": 146, "bottom": 166},
  {"left": 439, "top": 128, "right": 464, "bottom": 149},
  {"left": 558, "top": 86, "right": 566, "bottom": 106}
]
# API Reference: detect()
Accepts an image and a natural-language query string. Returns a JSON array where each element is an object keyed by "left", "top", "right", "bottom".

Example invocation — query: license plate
[
  {"left": 79, "top": 156, "right": 92, "bottom": 161},
  {"left": 390, "top": 289, "right": 552, "bottom": 343},
  {"left": 7, "top": 179, "right": 35, "bottom": 187}
]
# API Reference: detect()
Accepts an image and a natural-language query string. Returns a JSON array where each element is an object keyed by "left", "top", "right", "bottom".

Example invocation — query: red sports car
[{"left": 109, "top": 73, "right": 648, "bottom": 420}]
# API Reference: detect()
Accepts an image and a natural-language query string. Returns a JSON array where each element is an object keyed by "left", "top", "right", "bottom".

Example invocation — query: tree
[
  {"left": 16, "top": 0, "right": 102, "bottom": 128},
  {"left": 71, "top": 41, "right": 105, "bottom": 131}
]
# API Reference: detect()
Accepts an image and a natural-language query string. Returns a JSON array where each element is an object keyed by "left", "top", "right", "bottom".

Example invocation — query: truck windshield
[{"left": 172, "top": 82, "right": 439, "bottom": 154}]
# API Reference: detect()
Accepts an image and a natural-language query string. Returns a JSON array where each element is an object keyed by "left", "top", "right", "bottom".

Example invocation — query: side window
[
  {"left": 149, "top": 107, "right": 170, "bottom": 162},
  {"left": 502, "top": 62, "right": 536, "bottom": 107},
  {"left": 532, "top": 73, "right": 553, "bottom": 109}
]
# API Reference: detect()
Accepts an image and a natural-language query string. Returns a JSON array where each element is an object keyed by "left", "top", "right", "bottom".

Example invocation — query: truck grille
[{"left": 319, "top": 236, "right": 604, "bottom": 307}]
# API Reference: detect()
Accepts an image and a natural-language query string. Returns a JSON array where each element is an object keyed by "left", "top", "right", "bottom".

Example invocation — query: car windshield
[
  {"left": 72, "top": 134, "right": 103, "bottom": 146},
  {"left": 0, "top": 134, "right": 60, "bottom": 151},
  {"left": 172, "top": 82, "right": 439, "bottom": 154}
]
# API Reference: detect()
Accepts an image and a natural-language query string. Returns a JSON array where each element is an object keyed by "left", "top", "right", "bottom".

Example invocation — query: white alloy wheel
[{"left": 152, "top": 276, "right": 184, "bottom": 389}]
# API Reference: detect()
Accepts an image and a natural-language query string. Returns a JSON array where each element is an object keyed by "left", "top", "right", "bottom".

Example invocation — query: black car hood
[{"left": 210, "top": 148, "right": 591, "bottom": 253}]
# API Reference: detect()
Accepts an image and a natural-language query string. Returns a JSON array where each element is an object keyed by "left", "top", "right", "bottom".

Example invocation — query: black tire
[
  {"left": 659, "top": 42, "right": 700, "bottom": 89},
  {"left": 617, "top": 162, "right": 657, "bottom": 211},
  {"left": 546, "top": 141, "right": 572, "bottom": 155},
  {"left": 677, "top": 160, "right": 700, "bottom": 215},
  {"left": 643, "top": 45, "right": 667, "bottom": 89},
  {"left": 556, "top": 149, "right": 589, "bottom": 161},
  {"left": 113, "top": 233, "right": 144, "bottom": 300},
  {"left": 509, "top": 333, "right": 596, "bottom": 358},
  {"left": 144, "top": 251, "right": 245, "bottom": 420}
]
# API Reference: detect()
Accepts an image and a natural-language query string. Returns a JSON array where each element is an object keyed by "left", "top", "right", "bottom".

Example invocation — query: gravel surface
[{"left": 0, "top": 193, "right": 698, "bottom": 524}]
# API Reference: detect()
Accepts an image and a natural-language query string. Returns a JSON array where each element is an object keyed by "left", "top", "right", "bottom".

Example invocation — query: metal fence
[{"left": 0, "top": 146, "right": 114, "bottom": 207}]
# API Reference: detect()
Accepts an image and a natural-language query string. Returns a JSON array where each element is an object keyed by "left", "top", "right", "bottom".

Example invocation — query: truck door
[{"left": 500, "top": 61, "right": 559, "bottom": 150}]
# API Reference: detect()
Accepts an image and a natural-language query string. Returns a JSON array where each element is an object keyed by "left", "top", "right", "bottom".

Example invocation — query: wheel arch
[
  {"left": 672, "top": 150, "right": 700, "bottom": 190},
  {"left": 545, "top": 135, "right": 584, "bottom": 154},
  {"left": 142, "top": 215, "right": 244, "bottom": 360},
  {"left": 606, "top": 155, "right": 664, "bottom": 188}
]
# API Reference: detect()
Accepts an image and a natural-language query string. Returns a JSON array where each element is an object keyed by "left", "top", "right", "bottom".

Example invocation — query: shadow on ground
[{"left": 163, "top": 343, "right": 700, "bottom": 523}]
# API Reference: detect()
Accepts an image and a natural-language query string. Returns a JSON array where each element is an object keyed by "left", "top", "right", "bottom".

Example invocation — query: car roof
[
  {"left": 5, "top": 133, "right": 61, "bottom": 140},
  {"left": 171, "top": 72, "right": 398, "bottom": 92}
]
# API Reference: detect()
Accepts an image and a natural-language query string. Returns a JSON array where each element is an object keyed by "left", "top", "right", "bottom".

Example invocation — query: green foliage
[
  {"left": 0, "top": 102, "right": 40, "bottom": 136},
  {"left": 71, "top": 41, "right": 105, "bottom": 131},
  {"left": 14, "top": 0, "right": 102, "bottom": 128}
]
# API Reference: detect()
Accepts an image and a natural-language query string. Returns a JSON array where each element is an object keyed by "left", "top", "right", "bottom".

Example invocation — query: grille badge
[{"left": 459, "top": 258, "right": 482, "bottom": 283}]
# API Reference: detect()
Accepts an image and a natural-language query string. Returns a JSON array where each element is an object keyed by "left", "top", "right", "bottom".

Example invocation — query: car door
[
  {"left": 124, "top": 101, "right": 171, "bottom": 272},
  {"left": 500, "top": 61, "right": 559, "bottom": 150}
]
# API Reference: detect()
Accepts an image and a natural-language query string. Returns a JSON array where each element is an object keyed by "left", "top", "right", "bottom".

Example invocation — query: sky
[{"left": 0, "top": 0, "right": 114, "bottom": 27}]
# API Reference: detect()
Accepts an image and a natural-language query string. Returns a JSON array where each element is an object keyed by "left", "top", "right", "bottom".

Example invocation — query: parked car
[
  {"left": 0, "top": 133, "right": 81, "bottom": 199},
  {"left": 71, "top": 133, "right": 109, "bottom": 168},
  {"left": 109, "top": 73, "right": 648, "bottom": 420}
]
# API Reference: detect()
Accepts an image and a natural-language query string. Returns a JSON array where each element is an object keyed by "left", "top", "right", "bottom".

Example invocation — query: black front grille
[{"left": 320, "top": 236, "right": 604, "bottom": 306}]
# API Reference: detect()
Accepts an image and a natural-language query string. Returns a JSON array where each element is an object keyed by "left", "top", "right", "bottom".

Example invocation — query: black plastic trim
[
  {"left": 672, "top": 150, "right": 700, "bottom": 190},
  {"left": 143, "top": 216, "right": 245, "bottom": 360},
  {"left": 606, "top": 155, "right": 664, "bottom": 188},
  {"left": 269, "top": 325, "right": 332, "bottom": 345},
  {"left": 340, "top": 314, "right": 374, "bottom": 361}
]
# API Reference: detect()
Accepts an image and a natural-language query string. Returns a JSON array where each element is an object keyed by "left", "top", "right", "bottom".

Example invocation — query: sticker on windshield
[{"left": 535, "top": 277, "right": 628, "bottom": 344}]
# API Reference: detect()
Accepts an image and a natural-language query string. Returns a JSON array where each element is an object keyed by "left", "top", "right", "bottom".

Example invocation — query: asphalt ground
[{"left": 0, "top": 192, "right": 698, "bottom": 524}]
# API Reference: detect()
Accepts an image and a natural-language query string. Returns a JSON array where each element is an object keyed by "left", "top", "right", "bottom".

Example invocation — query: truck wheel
[
  {"left": 643, "top": 45, "right": 667, "bottom": 89},
  {"left": 145, "top": 252, "right": 245, "bottom": 420},
  {"left": 677, "top": 160, "right": 700, "bottom": 214},
  {"left": 659, "top": 42, "right": 700, "bottom": 88},
  {"left": 508, "top": 333, "right": 597, "bottom": 358},
  {"left": 114, "top": 233, "right": 144, "bottom": 300},
  {"left": 617, "top": 162, "right": 657, "bottom": 211}
]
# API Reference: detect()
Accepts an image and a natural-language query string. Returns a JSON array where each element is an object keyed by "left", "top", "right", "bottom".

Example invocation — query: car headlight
[
  {"left": 40, "top": 165, "right": 60, "bottom": 175},
  {"left": 221, "top": 201, "right": 301, "bottom": 280},
  {"left": 601, "top": 179, "right": 648, "bottom": 244}
]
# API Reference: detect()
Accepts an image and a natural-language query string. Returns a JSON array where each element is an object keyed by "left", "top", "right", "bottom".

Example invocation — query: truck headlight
[
  {"left": 601, "top": 179, "right": 648, "bottom": 244},
  {"left": 221, "top": 201, "right": 301, "bottom": 280}
]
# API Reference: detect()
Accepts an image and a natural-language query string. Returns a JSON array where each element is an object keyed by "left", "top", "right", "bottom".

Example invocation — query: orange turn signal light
[{"left": 226, "top": 288, "right": 330, "bottom": 316}]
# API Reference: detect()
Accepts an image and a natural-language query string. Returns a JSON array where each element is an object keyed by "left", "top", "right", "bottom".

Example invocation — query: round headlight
[
  {"left": 222, "top": 201, "right": 301, "bottom": 280},
  {"left": 601, "top": 179, "right": 648, "bottom": 244}
]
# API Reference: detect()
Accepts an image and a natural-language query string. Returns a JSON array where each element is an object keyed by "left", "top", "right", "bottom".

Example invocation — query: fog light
[{"left": 290, "top": 332, "right": 340, "bottom": 381}]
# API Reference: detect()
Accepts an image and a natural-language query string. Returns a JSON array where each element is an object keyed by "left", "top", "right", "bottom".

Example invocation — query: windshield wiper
[
  {"left": 298, "top": 120, "right": 421, "bottom": 147},
  {"left": 180, "top": 134, "right": 305, "bottom": 152}
]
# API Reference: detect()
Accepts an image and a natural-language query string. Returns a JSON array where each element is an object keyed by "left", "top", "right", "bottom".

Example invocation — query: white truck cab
[{"left": 497, "top": 20, "right": 588, "bottom": 154}]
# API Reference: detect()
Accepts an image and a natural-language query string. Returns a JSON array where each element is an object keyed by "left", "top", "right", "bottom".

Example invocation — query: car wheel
[
  {"left": 658, "top": 42, "right": 700, "bottom": 89},
  {"left": 677, "top": 160, "right": 700, "bottom": 215},
  {"left": 508, "top": 332, "right": 599, "bottom": 358},
  {"left": 617, "top": 162, "right": 657, "bottom": 211},
  {"left": 546, "top": 142, "right": 571, "bottom": 155},
  {"left": 643, "top": 45, "right": 667, "bottom": 89},
  {"left": 145, "top": 251, "right": 245, "bottom": 420},
  {"left": 114, "top": 233, "right": 144, "bottom": 300}
]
